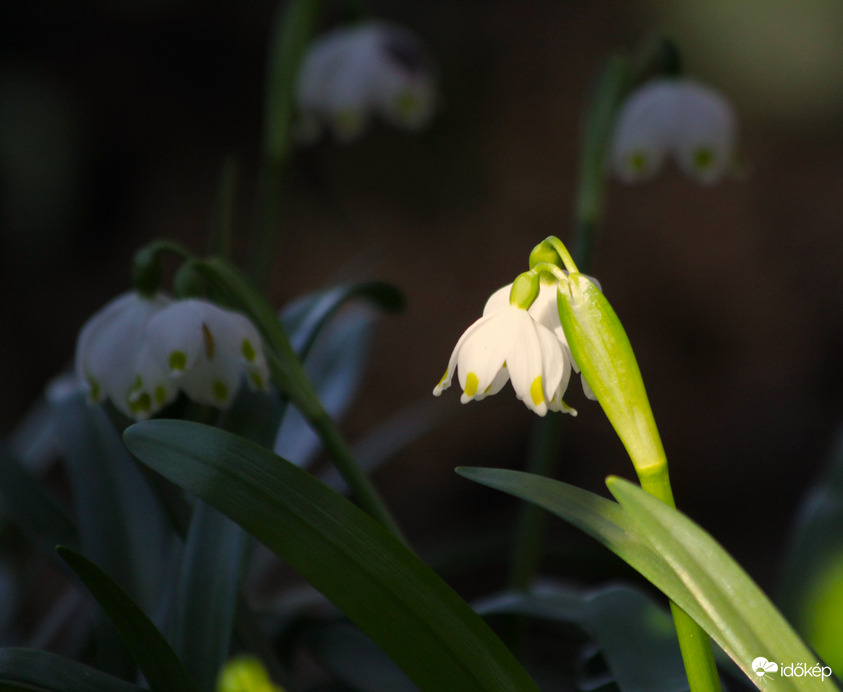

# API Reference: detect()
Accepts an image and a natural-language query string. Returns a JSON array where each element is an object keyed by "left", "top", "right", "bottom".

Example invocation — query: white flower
[
  {"left": 484, "top": 281, "right": 597, "bottom": 401},
  {"left": 145, "top": 299, "right": 269, "bottom": 408},
  {"left": 295, "top": 21, "right": 436, "bottom": 142},
  {"left": 433, "top": 303, "right": 573, "bottom": 417},
  {"left": 75, "top": 292, "right": 177, "bottom": 420},
  {"left": 611, "top": 78, "right": 737, "bottom": 185}
]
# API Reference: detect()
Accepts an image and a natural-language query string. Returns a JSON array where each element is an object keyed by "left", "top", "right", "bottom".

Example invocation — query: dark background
[{"left": 3, "top": 0, "right": 843, "bottom": 595}]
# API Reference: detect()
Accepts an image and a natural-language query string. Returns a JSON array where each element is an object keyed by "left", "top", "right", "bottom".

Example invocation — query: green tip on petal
[
  {"left": 154, "top": 385, "right": 168, "bottom": 405},
  {"left": 530, "top": 376, "right": 544, "bottom": 407},
  {"left": 694, "top": 146, "right": 714, "bottom": 170},
  {"left": 212, "top": 380, "right": 229, "bottom": 402},
  {"left": 169, "top": 351, "right": 187, "bottom": 372},
  {"left": 249, "top": 371, "right": 266, "bottom": 390},
  {"left": 241, "top": 339, "right": 257, "bottom": 363},
  {"left": 86, "top": 377, "right": 101, "bottom": 402},
  {"left": 130, "top": 392, "right": 152, "bottom": 416},
  {"left": 464, "top": 372, "right": 479, "bottom": 398},
  {"left": 629, "top": 151, "right": 648, "bottom": 173}
]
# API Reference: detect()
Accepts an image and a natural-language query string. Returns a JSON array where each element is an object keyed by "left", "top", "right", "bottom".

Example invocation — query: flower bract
[
  {"left": 611, "top": 78, "right": 737, "bottom": 184},
  {"left": 295, "top": 21, "right": 436, "bottom": 142}
]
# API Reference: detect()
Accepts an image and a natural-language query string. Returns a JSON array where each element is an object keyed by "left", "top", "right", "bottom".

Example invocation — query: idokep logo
[{"left": 752, "top": 656, "right": 834, "bottom": 682}]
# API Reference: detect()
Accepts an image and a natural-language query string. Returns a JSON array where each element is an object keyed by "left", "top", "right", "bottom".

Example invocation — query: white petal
[
  {"left": 75, "top": 291, "right": 171, "bottom": 410},
  {"left": 611, "top": 80, "right": 676, "bottom": 183},
  {"left": 433, "top": 312, "right": 497, "bottom": 396},
  {"left": 672, "top": 81, "right": 736, "bottom": 184},
  {"left": 504, "top": 310, "right": 548, "bottom": 416},
  {"left": 457, "top": 311, "right": 513, "bottom": 402},
  {"left": 482, "top": 284, "right": 512, "bottom": 316}
]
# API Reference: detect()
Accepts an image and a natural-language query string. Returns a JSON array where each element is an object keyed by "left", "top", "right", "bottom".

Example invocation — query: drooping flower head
[
  {"left": 433, "top": 273, "right": 577, "bottom": 416},
  {"left": 75, "top": 293, "right": 269, "bottom": 420},
  {"left": 295, "top": 20, "right": 436, "bottom": 142},
  {"left": 611, "top": 78, "right": 737, "bottom": 184}
]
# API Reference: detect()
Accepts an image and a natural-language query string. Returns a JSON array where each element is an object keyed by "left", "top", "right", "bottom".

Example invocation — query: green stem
[
  {"left": 249, "top": 0, "right": 321, "bottom": 289},
  {"left": 638, "top": 464, "right": 722, "bottom": 692}
]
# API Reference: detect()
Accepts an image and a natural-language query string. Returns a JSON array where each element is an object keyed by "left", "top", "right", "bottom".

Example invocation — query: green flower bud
[
  {"left": 509, "top": 271, "right": 540, "bottom": 309},
  {"left": 557, "top": 273, "right": 666, "bottom": 472},
  {"left": 528, "top": 238, "right": 565, "bottom": 274},
  {"left": 217, "top": 655, "right": 284, "bottom": 692}
]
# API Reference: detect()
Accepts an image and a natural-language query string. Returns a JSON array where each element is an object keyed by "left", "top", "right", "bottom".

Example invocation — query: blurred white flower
[
  {"left": 295, "top": 20, "right": 436, "bottom": 142},
  {"left": 145, "top": 299, "right": 269, "bottom": 408},
  {"left": 611, "top": 78, "right": 737, "bottom": 184},
  {"left": 75, "top": 294, "right": 269, "bottom": 420},
  {"left": 433, "top": 303, "right": 573, "bottom": 417},
  {"left": 75, "top": 292, "right": 177, "bottom": 420}
]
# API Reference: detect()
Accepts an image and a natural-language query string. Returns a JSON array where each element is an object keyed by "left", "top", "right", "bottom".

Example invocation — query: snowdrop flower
[
  {"left": 611, "top": 78, "right": 737, "bottom": 184},
  {"left": 433, "top": 279, "right": 575, "bottom": 416},
  {"left": 75, "top": 292, "right": 177, "bottom": 420},
  {"left": 484, "top": 280, "right": 597, "bottom": 401},
  {"left": 295, "top": 20, "right": 435, "bottom": 142},
  {"left": 145, "top": 299, "right": 269, "bottom": 408}
]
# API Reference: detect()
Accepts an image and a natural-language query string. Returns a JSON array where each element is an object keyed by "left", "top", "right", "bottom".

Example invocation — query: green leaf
[
  {"left": 606, "top": 477, "right": 830, "bottom": 691},
  {"left": 281, "top": 281, "right": 404, "bottom": 358},
  {"left": 0, "top": 442, "right": 77, "bottom": 548},
  {"left": 172, "top": 501, "right": 248, "bottom": 692},
  {"left": 56, "top": 546, "right": 198, "bottom": 692},
  {"left": 458, "top": 468, "right": 834, "bottom": 691},
  {"left": 0, "top": 648, "right": 143, "bottom": 692},
  {"left": 124, "top": 420, "right": 540, "bottom": 692}
]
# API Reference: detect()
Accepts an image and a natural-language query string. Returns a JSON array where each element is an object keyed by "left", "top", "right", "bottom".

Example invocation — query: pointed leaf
[
  {"left": 0, "top": 648, "right": 144, "bottom": 692},
  {"left": 606, "top": 477, "right": 830, "bottom": 691},
  {"left": 56, "top": 546, "right": 198, "bottom": 692},
  {"left": 124, "top": 420, "right": 540, "bottom": 692}
]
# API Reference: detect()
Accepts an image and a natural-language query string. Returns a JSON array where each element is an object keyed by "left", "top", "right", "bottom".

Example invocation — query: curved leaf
[
  {"left": 124, "top": 420, "right": 540, "bottom": 692},
  {"left": 0, "top": 648, "right": 143, "bottom": 692},
  {"left": 56, "top": 546, "right": 198, "bottom": 692}
]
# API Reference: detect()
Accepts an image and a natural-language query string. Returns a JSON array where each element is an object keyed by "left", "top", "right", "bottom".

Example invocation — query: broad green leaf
[
  {"left": 57, "top": 546, "right": 198, "bottom": 692},
  {"left": 0, "top": 648, "right": 143, "bottom": 692},
  {"left": 172, "top": 501, "right": 247, "bottom": 692},
  {"left": 458, "top": 468, "right": 834, "bottom": 691},
  {"left": 124, "top": 420, "right": 540, "bottom": 692},
  {"left": 607, "top": 477, "right": 833, "bottom": 691}
]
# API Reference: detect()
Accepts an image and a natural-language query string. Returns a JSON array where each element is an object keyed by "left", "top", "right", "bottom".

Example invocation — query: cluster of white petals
[
  {"left": 294, "top": 20, "right": 436, "bottom": 142},
  {"left": 75, "top": 293, "right": 269, "bottom": 420},
  {"left": 611, "top": 78, "right": 737, "bottom": 185},
  {"left": 433, "top": 281, "right": 595, "bottom": 416}
]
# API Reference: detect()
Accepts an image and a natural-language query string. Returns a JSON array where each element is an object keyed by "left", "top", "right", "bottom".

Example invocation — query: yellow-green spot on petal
[
  {"left": 395, "top": 90, "right": 420, "bottom": 120},
  {"left": 130, "top": 375, "right": 143, "bottom": 393},
  {"left": 202, "top": 323, "right": 215, "bottom": 359},
  {"left": 169, "top": 351, "right": 187, "bottom": 372},
  {"left": 630, "top": 151, "right": 648, "bottom": 173},
  {"left": 436, "top": 370, "right": 449, "bottom": 388},
  {"left": 213, "top": 380, "right": 228, "bottom": 402},
  {"left": 87, "top": 377, "right": 101, "bottom": 402},
  {"left": 130, "top": 392, "right": 151, "bottom": 414},
  {"left": 464, "top": 372, "right": 479, "bottom": 398},
  {"left": 241, "top": 339, "right": 257, "bottom": 363},
  {"left": 530, "top": 376, "right": 544, "bottom": 407},
  {"left": 694, "top": 147, "right": 714, "bottom": 170},
  {"left": 249, "top": 371, "right": 266, "bottom": 390},
  {"left": 154, "top": 385, "right": 167, "bottom": 405}
]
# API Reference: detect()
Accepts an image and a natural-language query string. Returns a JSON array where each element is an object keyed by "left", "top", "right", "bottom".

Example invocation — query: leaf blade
[{"left": 124, "top": 420, "right": 539, "bottom": 692}]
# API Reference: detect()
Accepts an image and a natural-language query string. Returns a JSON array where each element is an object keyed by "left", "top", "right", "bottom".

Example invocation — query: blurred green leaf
[
  {"left": 56, "top": 546, "right": 198, "bottom": 692},
  {"left": 124, "top": 420, "right": 540, "bottom": 692},
  {"left": 172, "top": 501, "right": 247, "bottom": 692},
  {"left": 0, "top": 442, "right": 77, "bottom": 548},
  {"left": 281, "top": 282, "right": 404, "bottom": 358},
  {"left": 0, "top": 648, "right": 143, "bottom": 692},
  {"left": 778, "top": 425, "right": 843, "bottom": 671},
  {"left": 305, "top": 621, "right": 418, "bottom": 692},
  {"left": 476, "top": 583, "right": 687, "bottom": 692}
]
